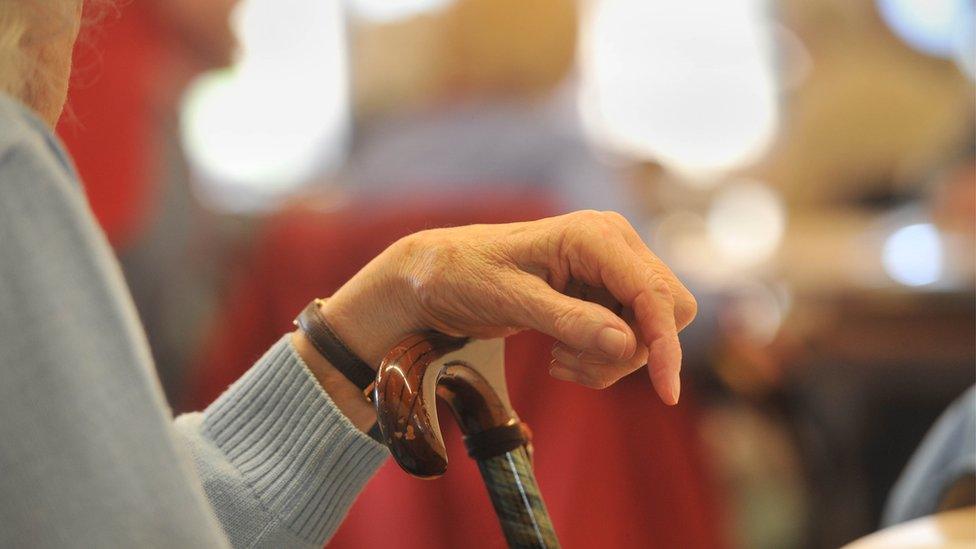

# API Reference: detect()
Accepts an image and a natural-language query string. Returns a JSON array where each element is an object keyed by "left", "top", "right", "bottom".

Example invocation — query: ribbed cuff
[{"left": 201, "top": 335, "right": 388, "bottom": 545}]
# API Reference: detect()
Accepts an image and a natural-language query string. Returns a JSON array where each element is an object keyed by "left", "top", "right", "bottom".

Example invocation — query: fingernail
[
  {"left": 670, "top": 375, "right": 681, "bottom": 405},
  {"left": 597, "top": 327, "right": 628, "bottom": 359}
]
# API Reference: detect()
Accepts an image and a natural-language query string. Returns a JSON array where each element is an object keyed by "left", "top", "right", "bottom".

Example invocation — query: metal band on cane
[{"left": 464, "top": 423, "right": 530, "bottom": 460}]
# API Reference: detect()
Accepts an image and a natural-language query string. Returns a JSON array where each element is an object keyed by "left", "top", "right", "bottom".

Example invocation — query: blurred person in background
[
  {"left": 343, "top": 0, "right": 637, "bottom": 218},
  {"left": 0, "top": 1, "right": 702, "bottom": 548},
  {"left": 882, "top": 386, "right": 975, "bottom": 528}
]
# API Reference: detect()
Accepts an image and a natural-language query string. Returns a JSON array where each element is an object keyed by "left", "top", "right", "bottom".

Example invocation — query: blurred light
[
  {"left": 882, "top": 223, "right": 944, "bottom": 286},
  {"left": 877, "top": 0, "right": 973, "bottom": 58},
  {"left": 345, "top": 0, "right": 456, "bottom": 22},
  {"left": 652, "top": 210, "right": 707, "bottom": 256},
  {"left": 953, "top": 3, "right": 976, "bottom": 79},
  {"left": 181, "top": 0, "right": 349, "bottom": 212},
  {"left": 579, "top": 0, "right": 779, "bottom": 176},
  {"left": 726, "top": 280, "right": 791, "bottom": 346},
  {"left": 707, "top": 180, "right": 786, "bottom": 267},
  {"left": 774, "top": 23, "right": 813, "bottom": 91}
]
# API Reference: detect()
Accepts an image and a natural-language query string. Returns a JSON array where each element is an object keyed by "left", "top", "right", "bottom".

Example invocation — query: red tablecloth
[{"left": 189, "top": 191, "right": 728, "bottom": 548}]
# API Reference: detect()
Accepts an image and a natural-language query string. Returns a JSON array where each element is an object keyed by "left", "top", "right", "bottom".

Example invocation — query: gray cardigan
[{"left": 0, "top": 93, "right": 387, "bottom": 548}]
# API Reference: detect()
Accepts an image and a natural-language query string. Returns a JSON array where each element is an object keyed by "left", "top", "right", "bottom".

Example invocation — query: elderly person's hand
[{"left": 294, "top": 210, "right": 696, "bottom": 428}]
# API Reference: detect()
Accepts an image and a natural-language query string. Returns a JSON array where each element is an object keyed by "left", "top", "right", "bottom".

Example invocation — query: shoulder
[
  {"left": 0, "top": 93, "right": 105, "bottom": 278},
  {"left": 0, "top": 93, "right": 47, "bottom": 153},
  {"left": 0, "top": 92, "right": 79, "bottom": 186},
  {"left": 0, "top": 92, "right": 89, "bottom": 239}
]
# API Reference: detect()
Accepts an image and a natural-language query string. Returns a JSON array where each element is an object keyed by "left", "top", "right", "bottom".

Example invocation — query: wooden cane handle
[
  {"left": 373, "top": 333, "right": 560, "bottom": 547},
  {"left": 373, "top": 334, "right": 524, "bottom": 478}
]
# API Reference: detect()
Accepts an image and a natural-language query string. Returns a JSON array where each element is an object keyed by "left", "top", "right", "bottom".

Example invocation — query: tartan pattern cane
[{"left": 476, "top": 446, "right": 559, "bottom": 548}]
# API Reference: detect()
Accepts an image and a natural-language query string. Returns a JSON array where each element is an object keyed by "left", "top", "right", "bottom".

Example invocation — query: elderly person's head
[{"left": 0, "top": 0, "right": 84, "bottom": 127}]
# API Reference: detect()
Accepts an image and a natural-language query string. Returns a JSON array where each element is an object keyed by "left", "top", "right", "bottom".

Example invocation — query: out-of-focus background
[{"left": 60, "top": 0, "right": 974, "bottom": 547}]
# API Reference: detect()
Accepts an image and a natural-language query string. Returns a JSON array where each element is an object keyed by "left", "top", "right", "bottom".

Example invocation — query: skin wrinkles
[{"left": 378, "top": 212, "right": 693, "bottom": 403}]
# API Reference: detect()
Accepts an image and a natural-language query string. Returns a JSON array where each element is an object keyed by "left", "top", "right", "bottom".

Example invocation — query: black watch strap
[
  {"left": 295, "top": 299, "right": 376, "bottom": 391},
  {"left": 294, "top": 299, "right": 384, "bottom": 442}
]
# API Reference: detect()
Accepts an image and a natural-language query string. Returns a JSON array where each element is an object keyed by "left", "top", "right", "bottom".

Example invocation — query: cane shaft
[{"left": 476, "top": 446, "right": 559, "bottom": 549}]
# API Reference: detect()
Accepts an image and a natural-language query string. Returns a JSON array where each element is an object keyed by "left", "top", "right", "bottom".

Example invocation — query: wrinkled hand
[{"left": 320, "top": 211, "right": 696, "bottom": 406}]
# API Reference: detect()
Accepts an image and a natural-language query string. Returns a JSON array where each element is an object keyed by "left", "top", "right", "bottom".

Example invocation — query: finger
[
  {"left": 549, "top": 361, "right": 581, "bottom": 384},
  {"left": 571, "top": 222, "right": 682, "bottom": 404},
  {"left": 602, "top": 212, "right": 698, "bottom": 331},
  {"left": 617, "top": 279, "right": 683, "bottom": 405},
  {"left": 551, "top": 343, "right": 610, "bottom": 366},
  {"left": 630, "top": 250, "right": 697, "bottom": 332},
  {"left": 630, "top": 251, "right": 697, "bottom": 332},
  {"left": 563, "top": 281, "right": 623, "bottom": 315},
  {"left": 568, "top": 278, "right": 694, "bottom": 334},
  {"left": 550, "top": 342, "right": 649, "bottom": 389},
  {"left": 551, "top": 341, "right": 648, "bottom": 370},
  {"left": 548, "top": 359, "right": 609, "bottom": 388},
  {"left": 632, "top": 285, "right": 682, "bottom": 405},
  {"left": 510, "top": 274, "right": 637, "bottom": 361}
]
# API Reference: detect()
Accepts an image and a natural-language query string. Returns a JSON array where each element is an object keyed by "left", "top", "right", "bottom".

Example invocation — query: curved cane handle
[
  {"left": 373, "top": 334, "right": 519, "bottom": 478},
  {"left": 374, "top": 333, "right": 560, "bottom": 547}
]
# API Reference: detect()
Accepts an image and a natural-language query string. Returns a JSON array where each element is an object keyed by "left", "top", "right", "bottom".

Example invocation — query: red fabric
[
  {"left": 189, "top": 192, "right": 727, "bottom": 548},
  {"left": 58, "top": 4, "right": 162, "bottom": 250}
]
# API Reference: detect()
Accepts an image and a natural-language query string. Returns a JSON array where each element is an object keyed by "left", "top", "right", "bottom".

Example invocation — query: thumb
[{"left": 509, "top": 275, "right": 637, "bottom": 361}]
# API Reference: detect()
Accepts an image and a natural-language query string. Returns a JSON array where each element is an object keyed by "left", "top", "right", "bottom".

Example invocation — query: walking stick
[{"left": 372, "top": 333, "right": 560, "bottom": 548}]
